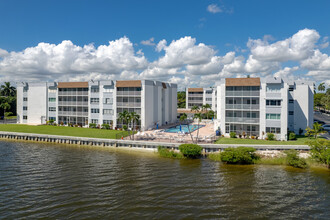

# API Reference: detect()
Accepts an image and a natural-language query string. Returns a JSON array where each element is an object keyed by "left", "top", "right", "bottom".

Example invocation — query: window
[
  {"left": 23, "top": 116, "right": 27, "bottom": 120},
  {"left": 49, "top": 98, "right": 56, "bottom": 102},
  {"left": 289, "top": 87, "right": 294, "bottom": 91},
  {"left": 103, "top": 86, "right": 113, "bottom": 93},
  {"left": 91, "top": 108, "right": 99, "bottom": 113},
  {"left": 206, "top": 98, "right": 212, "bottom": 101},
  {"left": 23, "top": 97, "right": 28, "bottom": 101},
  {"left": 266, "top": 100, "right": 281, "bottom": 106},
  {"left": 91, "top": 119, "right": 98, "bottom": 124},
  {"left": 49, "top": 117, "right": 56, "bottom": 121},
  {"left": 103, "top": 98, "right": 113, "bottom": 104},
  {"left": 48, "top": 88, "right": 56, "bottom": 93},
  {"left": 49, "top": 107, "right": 56, "bottom": 112},
  {"left": 23, "top": 106, "right": 28, "bottom": 110},
  {"left": 289, "top": 99, "right": 294, "bottom": 103},
  {"left": 91, "top": 87, "right": 99, "bottom": 93},
  {"left": 103, "top": 109, "right": 113, "bottom": 115},
  {"left": 289, "top": 111, "right": 294, "bottom": 115},
  {"left": 266, "top": 113, "right": 281, "bottom": 120},
  {"left": 90, "top": 98, "right": 99, "bottom": 104},
  {"left": 206, "top": 91, "right": 212, "bottom": 94},
  {"left": 266, "top": 85, "right": 281, "bottom": 93},
  {"left": 103, "top": 120, "right": 112, "bottom": 125},
  {"left": 266, "top": 127, "right": 281, "bottom": 134}
]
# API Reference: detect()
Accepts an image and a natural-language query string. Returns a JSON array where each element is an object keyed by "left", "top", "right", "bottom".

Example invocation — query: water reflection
[{"left": 0, "top": 140, "right": 329, "bottom": 219}]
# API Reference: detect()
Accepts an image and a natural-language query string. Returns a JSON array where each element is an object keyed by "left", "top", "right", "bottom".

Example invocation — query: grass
[
  {"left": 214, "top": 135, "right": 318, "bottom": 145},
  {"left": 0, "top": 124, "right": 125, "bottom": 139},
  {"left": 4, "top": 116, "right": 17, "bottom": 119}
]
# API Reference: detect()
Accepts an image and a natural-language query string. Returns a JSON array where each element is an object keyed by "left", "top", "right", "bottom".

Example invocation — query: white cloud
[
  {"left": 140, "top": 37, "right": 155, "bottom": 46},
  {"left": 156, "top": 36, "right": 216, "bottom": 68},
  {"left": 273, "top": 66, "right": 299, "bottom": 79},
  {"left": 207, "top": 4, "right": 222, "bottom": 13},
  {"left": 248, "top": 28, "right": 320, "bottom": 62},
  {"left": 156, "top": 39, "right": 167, "bottom": 52},
  {"left": 300, "top": 49, "right": 330, "bottom": 71},
  {"left": 0, "top": 49, "right": 8, "bottom": 57}
]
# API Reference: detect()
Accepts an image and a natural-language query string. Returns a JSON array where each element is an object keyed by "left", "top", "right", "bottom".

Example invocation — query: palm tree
[
  {"left": 318, "top": 82, "right": 326, "bottom": 92},
  {"left": 180, "top": 113, "right": 194, "bottom": 143},
  {"left": 202, "top": 104, "right": 211, "bottom": 119},
  {"left": 0, "top": 100, "right": 11, "bottom": 123},
  {"left": 312, "top": 122, "right": 325, "bottom": 139},
  {"left": 193, "top": 113, "right": 203, "bottom": 144},
  {"left": 191, "top": 105, "right": 200, "bottom": 113},
  {"left": 0, "top": 82, "right": 16, "bottom": 97},
  {"left": 130, "top": 112, "right": 140, "bottom": 140},
  {"left": 118, "top": 110, "right": 132, "bottom": 139}
]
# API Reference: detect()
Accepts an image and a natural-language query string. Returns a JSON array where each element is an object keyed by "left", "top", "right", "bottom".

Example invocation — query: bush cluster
[
  {"left": 266, "top": 133, "right": 275, "bottom": 141},
  {"left": 220, "top": 147, "right": 259, "bottom": 164},
  {"left": 178, "top": 144, "right": 203, "bottom": 158},
  {"left": 89, "top": 123, "right": 97, "bottom": 128},
  {"left": 101, "top": 124, "right": 110, "bottom": 129},
  {"left": 308, "top": 139, "right": 330, "bottom": 169},
  {"left": 230, "top": 132, "right": 236, "bottom": 138},
  {"left": 157, "top": 146, "right": 184, "bottom": 159},
  {"left": 285, "top": 149, "right": 308, "bottom": 169},
  {"left": 289, "top": 132, "right": 296, "bottom": 140}
]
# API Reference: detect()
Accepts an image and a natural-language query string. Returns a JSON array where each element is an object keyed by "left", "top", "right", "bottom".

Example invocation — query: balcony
[
  {"left": 58, "top": 101, "right": 88, "bottom": 106},
  {"left": 116, "top": 91, "right": 141, "bottom": 96},
  {"left": 188, "top": 94, "right": 203, "bottom": 97},
  {"left": 58, "top": 111, "right": 88, "bottom": 117},
  {"left": 226, "top": 104, "right": 260, "bottom": 110},
  {"left": 58, "top": 91, "right": 88, "bottom": 96},
  {"left": 226, "top": 91, "right": 260, "bottom": 97},
  {"left": 225, "top": 117, "right": 260, "bottom": 124},
  {"left": 116, "top": 102, "right": 141, "bottom": 108}
]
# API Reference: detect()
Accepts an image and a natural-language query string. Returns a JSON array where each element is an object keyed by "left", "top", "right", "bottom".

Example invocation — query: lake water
[{"left": 0, "top": 140, "right": 329, "bottom": 219}]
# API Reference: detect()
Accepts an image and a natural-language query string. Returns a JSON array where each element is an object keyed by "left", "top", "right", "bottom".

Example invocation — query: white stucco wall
[{"left": 26, "top": 83, "right": 47, "bottom": 125}]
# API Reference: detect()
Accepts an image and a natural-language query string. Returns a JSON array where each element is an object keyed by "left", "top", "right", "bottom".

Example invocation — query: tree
[
  {"left": 130, "top": 112, "right": 140, "bottom": 140},
  {"left": 318, "top": 82, "right": 326, "bottom": 92},
  {"left": 0, "top": 82, "right": 16, "bottom": 97},
  {"left": 321, "top": 94, "right": 330, "bottom": 111},
  {"left": 312, "top": 122, "right": 325, "bottom": 139},
  {"left": 308, "top": 139, "right": 330, "bottom": 169},
  {"left": 314, "top": 93, "right": 325, "bottom": 110},
  {"left": 193, "top": 113, "right": 203, "bottom": 144},
  {"left": 179, "top": 113, "right": 194, "bottom": 143},
  {"left": 305, "top": 126, "right": 313, "bottom": 138},
  {"left": 177, "top": 91, "right": 186, "bottom": 108},
  {"left": 118, "top": 110, "right": 132, "bottom": 138},
  {"left": 202, "top": 104, "right": 211, "bottom": 119},
  {"left": 0, "top": 99, "right": 11, "bottom": 122},
  {"left": 191, "top": 105, "right": 200, "bottom": 113}
]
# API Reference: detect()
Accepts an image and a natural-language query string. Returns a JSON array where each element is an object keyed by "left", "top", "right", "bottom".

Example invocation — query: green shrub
[
  {"left": 123, "top": 125, "right": 128, "bottom": 131},
  {"left": 230, "top": 132, "right": 236, "bottom": 138},
  {"left": 220, "top": 147, "right": 259, "bottom": 164},
  {"left": 267, "top": 133, "right": 275, "bottom": 141},
  {"left": 89, "top": 123, "right": 96, "bottom": 128},
  {"left": 102, "top": 124, "right": 110, "bottom": 129},
  {"left": 158, "top": 146, "right": 185, "bottom": 159},
  {"left": 308, "top": 139, "right": 330, "bottom": 169},
  {"left": 179, "top": 144, "right": 203, "bottom": 158},
  {"left": 289, "top": 132, "right": 296, "bottom": 140},
  {"left": 285, "top": 149, "right": 308, "bottom": 169}
]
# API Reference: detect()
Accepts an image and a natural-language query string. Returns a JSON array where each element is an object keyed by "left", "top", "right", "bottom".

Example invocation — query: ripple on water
[{"left": 0, "top": 140, "right": 329, "bottom": 219}]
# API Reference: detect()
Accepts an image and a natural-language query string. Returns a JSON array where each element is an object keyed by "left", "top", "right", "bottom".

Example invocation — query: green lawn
[
  {"left": 214, "top": 135, "right": 318, "bottom": 145},
  {"left": 5, "top": 116, "right": 17, "bottom": 119},
  {"left": 0, "top": 124, "right": 126, "bottom": 139}
]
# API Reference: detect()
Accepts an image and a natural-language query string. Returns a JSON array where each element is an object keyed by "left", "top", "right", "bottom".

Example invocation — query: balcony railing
[
  {"left": 116, "top": 102, "right": 141, "bottom": 108},
  {"left": 116, "top": 91, "right": 141, "bottom": 96},
  {"left": 58, "top": 101, "right": 88, "bottom": 106},
  {"left": 226, "top": 91, "right": 260, "bottom": 97},
  {"left": 225, "top": 117, "right": 260, "bottom": 123},
  {"left": 58, "top": 91, "right": 88, "bottom": 96},
  {"left": 226, "top": 104, "right": 260, "bottom": 110},
  {"left": 188, "top": 94, "right": 203, "bottom": 97},
  {"left": 58, "top": 111, "right": 88, "bottom": 116}
]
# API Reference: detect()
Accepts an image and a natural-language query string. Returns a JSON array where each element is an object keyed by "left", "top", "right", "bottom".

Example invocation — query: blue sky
[{"left": 0, "top": 0, "right": 329, "bottom": 89}]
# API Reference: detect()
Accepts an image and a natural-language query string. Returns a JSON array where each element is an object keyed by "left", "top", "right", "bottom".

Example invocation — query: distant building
[
  {"left": 185, "top": 87, "right": 217, "bottom": 111},
  {"left": 16, "top": 80, "right": 177, "bottom": 131},
  {"left": 215, "top": 77, "right": 314, "bottom": 140}
]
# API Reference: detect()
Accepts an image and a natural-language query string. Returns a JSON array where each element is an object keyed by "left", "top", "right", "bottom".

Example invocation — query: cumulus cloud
[
  {"left": 248, "top": 28, "right": 320, "bottom": 62},
  {"left": 140, "top": 37, "right": 155, "bottom": 46},
  {"left": 1, "top": 28, "right": 330, "bottom": 89},
  {"left": 207, "top": 4, "right": 222, "bottom": 13}
]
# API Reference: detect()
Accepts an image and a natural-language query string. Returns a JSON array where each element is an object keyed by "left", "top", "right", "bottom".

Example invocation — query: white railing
[
  {"left": 58, "top": 91, "right": 88, "bottom": 96},
  {"left": 226, "top": 91, "right": 260, "bottom": 97},
  {"left": 58, "top": 111, "right": 88, "bottom": 116},
  {"left": 116, "top": 91, "right": 141, "bottom": 96},
  {"left": 225, "top": 117, "right": 260, "bottom": 123},
  {"left": 58, "top": 101, "right": 88, "bottom": 106},
  {"left": 116, "top": 102, "right": 141, "bottom": 107},
  {"left": 226, "top": 104, "right": 260, "bottom": 110}
]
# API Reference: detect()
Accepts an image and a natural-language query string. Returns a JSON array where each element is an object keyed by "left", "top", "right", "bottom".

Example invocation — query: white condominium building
[
  {"left": 16, "top": 80, "right": 177, "bottom": 131},
  {"left": 216, "top": 77, "right": 314, "bottom": 140},
  {"left": 186, "top": 88, "right": 217, "bottom": 111}
]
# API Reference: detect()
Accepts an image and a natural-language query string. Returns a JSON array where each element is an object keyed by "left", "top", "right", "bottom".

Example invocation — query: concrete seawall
[{"left": 0, "top": 131, "right": 310, "bottom": 153}]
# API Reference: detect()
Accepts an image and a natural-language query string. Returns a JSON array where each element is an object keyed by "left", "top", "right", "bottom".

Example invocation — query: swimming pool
[{"left": 164, "top": 124, "right": 204, "bottom": 133}]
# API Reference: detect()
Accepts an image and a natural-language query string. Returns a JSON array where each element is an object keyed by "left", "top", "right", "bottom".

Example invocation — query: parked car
[
  {"left": 314, "top": 119, "right": 325, "bottom": 125},
  {"left": 321, "top": 124, "right": 330, "bottom": 131}
]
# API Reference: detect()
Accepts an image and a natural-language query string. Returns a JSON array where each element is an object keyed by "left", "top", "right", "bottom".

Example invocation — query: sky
[{"left": 0, "top": 0, "right": 330, "bottom": 90}]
